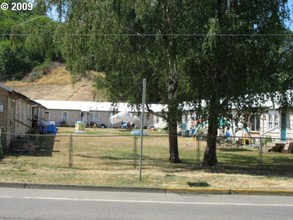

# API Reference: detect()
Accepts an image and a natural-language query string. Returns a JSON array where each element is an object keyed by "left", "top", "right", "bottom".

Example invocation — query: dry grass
[
  {"left": 2, "top": 63, "right": 107, "bottom": 101},
  {"left": 33, "top": 65, "right": 72, "bottom": 85},
  {"left": 4, "top": 64, "right": 71, "bottom": 87},
  {"left": 1, "top": 128, "right": 292, "bottom": 191}
]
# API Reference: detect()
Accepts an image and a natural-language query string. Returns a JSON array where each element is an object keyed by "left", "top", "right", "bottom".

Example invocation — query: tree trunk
[
  {"left": 168, "top": 112, "right": 181, "bottom": 163},
  {"left": 203, "top": 96, "right": 219, "bottom": 167},
  {"left": 166, "top": 65, "right": 181, "bottom": 163}
]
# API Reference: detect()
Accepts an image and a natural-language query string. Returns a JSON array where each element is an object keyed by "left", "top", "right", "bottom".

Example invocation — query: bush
[{"left": 262, "top": 135, "right": 272, "bottom": 146}]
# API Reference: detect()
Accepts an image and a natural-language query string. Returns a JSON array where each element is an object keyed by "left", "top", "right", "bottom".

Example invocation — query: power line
[{"left": 1, "top": 33, "right": 293, "bottom": 37}]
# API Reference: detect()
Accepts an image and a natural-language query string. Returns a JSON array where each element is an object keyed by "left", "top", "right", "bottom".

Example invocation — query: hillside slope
[{"left": 3, "top": 63, "right": 107, "bottom": 101}]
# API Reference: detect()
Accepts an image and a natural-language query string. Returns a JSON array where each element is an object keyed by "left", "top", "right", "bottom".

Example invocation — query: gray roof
[
  {"left": 0, "top": 83, "right": 13, "bottom": 92},
  {"left": 0, "top": 83, "right": 45, "bottom": 108},
  {"left": 35, "top": 100, "right": 167, "bottom": 113}
]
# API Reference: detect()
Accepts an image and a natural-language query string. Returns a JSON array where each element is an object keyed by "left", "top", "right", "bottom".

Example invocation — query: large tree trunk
[
  {"left": 203, "top": 96, "right": 219, "bottom": 167},
  {"left": 168, "top": 111, "right": 181, "bottom": 163},
  {"left": 166, "top": 65, "right": 181, "bottom": 163}
]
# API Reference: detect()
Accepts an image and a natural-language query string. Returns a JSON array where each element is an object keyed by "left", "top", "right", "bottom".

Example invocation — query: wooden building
[{"left": 0, "top": 83, "right": 45, "bottom": 149}]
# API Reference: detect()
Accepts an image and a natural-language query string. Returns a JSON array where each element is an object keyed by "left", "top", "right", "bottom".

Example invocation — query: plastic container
[{"left": 75, "top": 121, "right": 86, "bottom": 131}]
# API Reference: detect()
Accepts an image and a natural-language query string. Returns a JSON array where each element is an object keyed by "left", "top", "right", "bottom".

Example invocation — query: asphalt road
[{"left": 0, "top": 188, "right": 292, "bottom": 220}]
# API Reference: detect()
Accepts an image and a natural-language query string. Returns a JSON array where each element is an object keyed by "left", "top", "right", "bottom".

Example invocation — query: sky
[
  {"left": 46, "top": 1, "right": 293, "bottom": 31},
  {"left": 287, "top": 0, "right": 293, "bottom": 30}
]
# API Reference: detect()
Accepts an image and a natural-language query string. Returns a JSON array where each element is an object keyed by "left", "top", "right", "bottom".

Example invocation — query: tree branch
[{"left": 146, "top": 104, "right": 167, "bottom": 120}]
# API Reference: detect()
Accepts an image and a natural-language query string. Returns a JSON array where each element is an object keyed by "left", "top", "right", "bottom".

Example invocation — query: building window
[
  {"left": 32, "top": 107, "right": 38, "bottom": 119},
  {"left": 268, "top": 113, "right": 279, "bottom": 130},
  {"left": 0, "top": 101, "right": 3, "bottom": 112},
  {"left": 44, "top": 111, "right": 50, "bottom": 120},
  {"left": 62, "top": 112, "right": 68, "bottom": 121},
  {"left": 89, "top": 112, "right": 99, "bottom": 122},
  {"left": 249, "top": 115, "right": 260, "bottom": 131}
]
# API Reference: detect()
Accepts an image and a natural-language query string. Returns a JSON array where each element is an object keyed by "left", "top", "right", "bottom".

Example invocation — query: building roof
[
  {"left": 0, "top": 83, "right": 45, "bottom": 108},
  {"left": 35, "top": 95, "right": 292, "bottom": 114},
  {"left": 0, "top": 83, "right": 13, "bottom": 92},
  {"left": 35, "top": 100, "right": 167, "bottom": 113}
]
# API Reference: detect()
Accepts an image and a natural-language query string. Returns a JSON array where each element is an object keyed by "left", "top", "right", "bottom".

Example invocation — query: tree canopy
[
  {"left": 53, "top": 0, "right": 292, "bottom": 165},
  {"left": 0, "top": 0, "right": 62, "bottom": 80},
  {"left": 1, "top": 0, "right": 292, "bottom": 166},
  {"left": 183, "top": 0, "right": 292, "bottom": 166}
]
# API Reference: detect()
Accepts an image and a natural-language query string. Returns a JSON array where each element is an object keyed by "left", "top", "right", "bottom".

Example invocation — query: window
[
  {"left": 89, "top": 112, "right": 99, "bottom": 122},
  {"left": 62, "top": 112, "right": 68, "bottom": 121},
  {"left": 44, "top": 111, "right": 50, "bottom": 120},
  {"left": 32, "top": 107, "right": 38, "bottom": 119},
  {"left": 0, "top": 101, "right": 3, "bottom": 112},
  {"left": 268, "top": 113, "right": 279, "bottom": 130},
  {"left": 249, "top": 115, "right": 260, "bottom": 131}
]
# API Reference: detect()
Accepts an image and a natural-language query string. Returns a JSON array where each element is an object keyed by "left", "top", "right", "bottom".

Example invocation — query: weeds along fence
[{"left": 0, "top": 132, "right": 293, "bottom": 174}]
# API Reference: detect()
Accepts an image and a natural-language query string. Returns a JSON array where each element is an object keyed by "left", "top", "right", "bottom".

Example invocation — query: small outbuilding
[{"left": 0, "top": 83, "right": 46, "bottom": 150}]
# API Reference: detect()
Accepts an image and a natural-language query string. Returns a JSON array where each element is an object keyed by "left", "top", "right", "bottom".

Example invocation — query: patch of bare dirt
[
  {"left": 12, "top": 81, "right": 94, "bottom": 101},
  {"left": 3, "top": 63, "right": 105, "bottom": 101}
]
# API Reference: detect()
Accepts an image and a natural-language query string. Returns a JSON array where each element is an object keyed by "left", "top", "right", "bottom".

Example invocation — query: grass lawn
[{"left": 0, "top": 127, "right": 292, "bottom": 191}]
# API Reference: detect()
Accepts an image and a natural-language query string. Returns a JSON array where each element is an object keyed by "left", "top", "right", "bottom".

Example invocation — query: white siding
[{"left": 287, "top": 111, "right": 293, "bottom": 140}]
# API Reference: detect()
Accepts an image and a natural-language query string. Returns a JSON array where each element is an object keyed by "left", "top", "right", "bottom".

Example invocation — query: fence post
[
  {"left": 68, "top": 134, "right": 73, "bottom": 168},
  {"left": 0, "top": 137, "right": 3, "bottom": 160},
  {"left": 0, "top": 130, "right": 3, "bottom": 160},
  {"left": 259, "top": 137, "right": 263, "bottom": 170},
  {"left": 133, "top": 136, "right": 137, "bottom": 169},
  {"left": 196, "top": 137, "right": 201, "bottom": 167}
]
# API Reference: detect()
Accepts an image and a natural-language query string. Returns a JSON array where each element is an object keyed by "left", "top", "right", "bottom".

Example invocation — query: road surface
[{"left": 0, "top": 187, "right": 292, "bottom": 220}]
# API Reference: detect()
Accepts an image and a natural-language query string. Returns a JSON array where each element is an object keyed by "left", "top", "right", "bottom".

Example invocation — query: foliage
[
  {"left": 183, "top": 0, "right": 292, "bottom": 166},
  {"left": 0, "top": 40, "right": 32, "bottom": 80},
  {"left": 53, "top": 0, "right": 199, "bottom": 163},
  {"left": 262, "top": 135, "right": 273, "bottom": 146},
  {"left": 23, "top": 0, "right": 292, "bottom": 165},
  {"left": 0, "top": 0, "right": 63, "bottom": 81}
]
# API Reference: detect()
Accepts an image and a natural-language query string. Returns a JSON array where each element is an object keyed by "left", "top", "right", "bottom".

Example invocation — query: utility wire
[{"left": 1, "top": 33, "right": 293, "bottom": 37}]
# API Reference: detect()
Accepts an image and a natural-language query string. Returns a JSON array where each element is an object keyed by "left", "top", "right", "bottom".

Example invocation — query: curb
[
  {"left": 1, "top": 182, "right": 293, "bottom": 196},
  {"left": 165, "top": 187, "right": 231, "bottom": 195},
  {"left": 231, "top": 189, "right": 293, "bottom": 196},
  {"left": 0, "top": 182, "right": 165, "bottom": 193}
]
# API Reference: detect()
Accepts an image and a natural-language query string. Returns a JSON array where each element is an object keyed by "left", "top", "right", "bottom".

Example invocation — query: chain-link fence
[
  {"left": 1, "top": 133, "right": 57, "bottom": 156},
  {"left": 0, "top": 132, "right": 292, "bottom": 174}
]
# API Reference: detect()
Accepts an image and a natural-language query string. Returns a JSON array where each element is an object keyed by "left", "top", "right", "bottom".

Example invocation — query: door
[{"left": 281, "top": 112, "right": 286, "bottom": 141}]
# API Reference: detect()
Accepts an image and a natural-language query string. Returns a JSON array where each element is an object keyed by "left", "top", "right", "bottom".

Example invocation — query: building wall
[
  {"left": 99, "top": 111, "right": 111, "bottom": 126},
  {"left": 1, "top": 88, "right": 46, "bottom": 149},
  {"left": 104, "top": 112, "right": 155, "bottom": 128},
  {"left": 259, "top": 111, "right": 278, "bottom": 139},
  {"left": 14, "top": 99, "right": 32, "bottom": 134},
  {"left": 45, "top": 108, "right": 157, "bottom": 128},
  {"left": 47, "top": 110, "right": 82, "bottom": 126},
  {"left": 286, "top": 110, "right": 293, "bottom": 140},
  {"left": 179, "top": 109, "right": 293, "bottom": 141},
  {"left": 153, "top": 114, "right": 167, "bottom": 128},
  {"left": 0, "top": 89, "right": 8, "bottom": 131},
  {"left": 0, "top": 89, "right": 9, "bottom": 150},
  {"left": 259, "top": 110, "right": 293, "bottom": 141},
  {"left": 47, "top": 109, "right": 109, "bottom": 127}
]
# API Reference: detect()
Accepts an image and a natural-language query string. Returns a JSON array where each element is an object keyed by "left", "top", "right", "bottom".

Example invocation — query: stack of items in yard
[
  {"left": 268, "top": 142, "right": 293, "bottom": 154},
  {"left": 10, "top": 139, "right": 38, "bottom": 155},
  {"left": 283, "top": 142, "right": 293, "bottom": 154},
  {"left": 13, "top": 143, "right": 37, "bottom": 155}
]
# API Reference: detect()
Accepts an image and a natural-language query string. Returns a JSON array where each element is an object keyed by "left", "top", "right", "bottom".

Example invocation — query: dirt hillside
[{"left": 3, "top": 63, "right": 107, "bottom": 101}]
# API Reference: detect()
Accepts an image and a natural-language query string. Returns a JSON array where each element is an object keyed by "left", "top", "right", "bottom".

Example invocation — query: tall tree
[
  {"left": 185, "top": 0, "right": 292, "bottom": 166},
  {"left": 57, "top": 0, "right": 198, "bottom": 163},
  {"left": 0, "top": 0, "right": 36, "bottom": 80},
  {"left": 51, "top": 0, "right": 291, "bottom": 165},
  {"left": 0, "top": 0, "right": 62, "bottom": 80}
]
